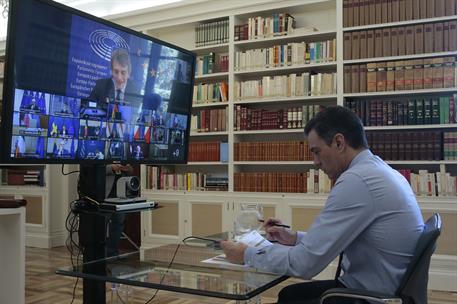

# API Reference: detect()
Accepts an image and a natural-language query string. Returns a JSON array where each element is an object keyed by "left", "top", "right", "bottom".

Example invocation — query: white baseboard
[
  {"left": 26, "top": 231, "right": 66, "bottom": 249},
  {"left": 428, "top": 254, "right": 457, "bottom": 291}
]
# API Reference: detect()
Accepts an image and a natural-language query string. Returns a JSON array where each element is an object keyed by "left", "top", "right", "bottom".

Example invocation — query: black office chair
[{"left": 320, "top": 213, "right": 442, "bottom": 304}]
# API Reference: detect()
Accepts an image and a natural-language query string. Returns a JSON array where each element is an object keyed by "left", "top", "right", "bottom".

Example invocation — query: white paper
[
  {"left": 201, "top": 230, "right": 273, "bottom": 267},
  {"left": 235, "top": 230, "right": 273, "bottom": 248}
]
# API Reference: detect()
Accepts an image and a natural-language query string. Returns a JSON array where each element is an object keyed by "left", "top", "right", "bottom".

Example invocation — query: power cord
[{"left": 61, "top": 164, "right": 79, "bottom": 175}]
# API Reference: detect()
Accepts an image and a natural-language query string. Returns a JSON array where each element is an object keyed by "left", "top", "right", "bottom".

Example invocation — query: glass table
[{"left": 56, "top": 242, "right": 289, "bottom": 303}]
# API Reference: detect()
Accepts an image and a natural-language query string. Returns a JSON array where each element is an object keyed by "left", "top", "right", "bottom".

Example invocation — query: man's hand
[
  {"left": 263, "top": 218, "right": 297, "bottom": 246},
  {"left": 220, "top": 240, "right": 248, "bottom": 264},
  {"left": 111, "top": 164, "right": 133, "bottom": 174}
]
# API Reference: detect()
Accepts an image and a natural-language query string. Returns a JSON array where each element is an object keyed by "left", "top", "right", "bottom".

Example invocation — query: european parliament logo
[{"left": 89, "top": 29, "right": 130, "bottom": 61}]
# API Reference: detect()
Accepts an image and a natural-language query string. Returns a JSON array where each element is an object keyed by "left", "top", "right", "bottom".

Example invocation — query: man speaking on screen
[{"left": 88, "top": 48, "right": 139, "bottom": 105}]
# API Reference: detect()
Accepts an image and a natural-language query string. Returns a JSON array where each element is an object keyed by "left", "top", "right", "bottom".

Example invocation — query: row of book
[
  {"left": 366, "top": 131, "right": 454, "bottom": 160},
  {"left": 234, "top": 13, "right": 295, "bottom": 41},
  {"left": 234, "top": 170, "right": 333, "bottom": 194},
  {"left": 343, "top": 0, "right": 456, "bottom": 27},
  {"left": 343, "top": 57, "right": 457, "bottom": 93},
  {"left": 188, "top": 141, "right": 228, "bottom": 162},
  {"left": 195, "top": 52, "right": 229, "bottom": 76},
  {"left": 1, "top": 168, "right": 45, "bottom": 186},
  {"left": 234, "top": 39, "right": 337, "bottom": 71},
  {"left": 345, "top": 95, "right": 457, "bottom": 126},
  {"left": 233, "top": 72, "right": 337, "bottom": 100},
  {"left": 190, "top": 108, "right": 227, "bottom": 133},
  {"left": 234, "top": 104, "right": 324, "bottom": 131},
  {"left": 145, "top": 166, "right": 228, "bottom": 191},
  {"left": 398, "top": 169, "right": 457, "bottom": 197},
  {"left": 234, "top": 141, "right": 313, "bottom": 161},
  {"left": 444, "top": 132, "right": 457, "bottom": 159},
  {"left": 192, "top": 81, "right": 228, "bottom": 104},
  {"left": 195, "top": 19, "right": 229, "bottom": 47},
  {"left": 344, "top": 22, "right": 457, "bottom": 60}
]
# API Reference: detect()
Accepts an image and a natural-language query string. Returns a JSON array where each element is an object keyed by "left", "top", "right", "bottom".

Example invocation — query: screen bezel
[{"left": 0, "top": 0, "right": 195, "bottom": 165}]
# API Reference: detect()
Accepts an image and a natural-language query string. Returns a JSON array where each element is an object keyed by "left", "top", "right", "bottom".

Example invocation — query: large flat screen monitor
[{"left": 0, "top": 0, "right": 195, "bottom": 164}]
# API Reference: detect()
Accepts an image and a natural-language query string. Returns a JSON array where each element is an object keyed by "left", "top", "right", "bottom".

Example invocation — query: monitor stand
[{"left": 77, "top": 164, "right": 107, "bottom": 304}]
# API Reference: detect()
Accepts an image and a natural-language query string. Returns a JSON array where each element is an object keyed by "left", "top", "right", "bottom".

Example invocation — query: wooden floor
[{"left": 26, "top": 246, "right": 457, "bottom": 304}]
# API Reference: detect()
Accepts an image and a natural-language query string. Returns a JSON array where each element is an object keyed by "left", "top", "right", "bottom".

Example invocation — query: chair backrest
[{"left": 396, "top": 213, "right": 442, "bottom": 304}]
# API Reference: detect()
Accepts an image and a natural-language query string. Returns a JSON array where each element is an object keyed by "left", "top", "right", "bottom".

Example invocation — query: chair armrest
[{"left": 320, "top": 288, "right": 402, "bottom": 304}]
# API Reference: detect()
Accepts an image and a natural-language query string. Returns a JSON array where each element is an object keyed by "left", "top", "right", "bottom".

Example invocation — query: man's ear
[{"left": 333, "top": 133, "right": 345, "bottom": 151}]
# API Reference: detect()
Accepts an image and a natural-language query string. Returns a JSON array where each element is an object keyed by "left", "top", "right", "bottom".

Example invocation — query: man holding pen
[{"left": 221, "top": 106, "right": 424, "bottom": 304}]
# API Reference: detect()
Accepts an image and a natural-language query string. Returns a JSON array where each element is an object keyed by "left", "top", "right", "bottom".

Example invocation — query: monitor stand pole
[{"left": 78, "top": 164, "right": 107, "bottom": 304}]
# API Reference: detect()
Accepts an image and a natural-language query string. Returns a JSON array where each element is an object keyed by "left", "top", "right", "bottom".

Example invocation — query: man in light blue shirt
[{"left": 221, "top": 106, "right": 424, "bottom": 304}]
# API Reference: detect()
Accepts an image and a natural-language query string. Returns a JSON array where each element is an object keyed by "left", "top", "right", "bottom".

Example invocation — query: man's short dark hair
[
  {"left": 304, "top": 106, "right": 368, "bottom": 149},
  {"left": 111, "top": 48, "right": 131, "bottom": 73}
]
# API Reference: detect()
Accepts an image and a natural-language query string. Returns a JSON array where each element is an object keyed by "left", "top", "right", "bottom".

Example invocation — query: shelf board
[
  {"left": 142, "top": 189, "right": 228, "bottom": 195},
  {"left": 190, "top": 131, "right": 229, "bottom": 136},
  {"left": 181, "top": 162, "right": 228, "bottom": 165},
  {"left": 140, "top": 189, "right": 457, "bottom": 204},
  {"left": 234, "top": 29, "right": 336, "bottom": 46},
  {"left": 386, "top": 160, "right": 457, "bottom": 165},
  {"left": 234, "top": 62, "right": 336, "bottom": 76},
  {"left": 234, "top": 95, "right": 336, "bottom": 105},
  {"left": 195, "top": 72, "right": 229, "bottom": 80},
  {"left": 192, "top": 102, "right": 229, "bottom": 108},
  {"left": 365, "top": 124, "right": 457, "bottom": 131},
  {"left": 0, "top": 185, "right": 48, "bottom": 191},
  {"left": 234, "top": 161, "right": 313, "bottom": 165},
  {"left": 344, "top": 51, "right": 457, "bottom": 64},
  {"left": 234, "top": 129, "right": 303, "bottom": 135},
  {"left": 191, "top": 43, "right": 229, "bottom": 53},
  {"left": 344, "top": 87, "right": 457, "bottom": 98},
  {"left": 343, "top": 15, "right": 457, "bottom": 32}
]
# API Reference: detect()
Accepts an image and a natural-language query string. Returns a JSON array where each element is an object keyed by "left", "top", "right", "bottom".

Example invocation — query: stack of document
[{"left": 202, "top": 230, "right": 272, "bottom": 267}]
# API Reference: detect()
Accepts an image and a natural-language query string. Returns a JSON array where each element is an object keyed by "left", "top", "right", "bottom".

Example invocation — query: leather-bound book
[
  {"left": 395, "top": 60, "right": 405, "bottom": 90},
  {"left": 413, "top": 59, "right": 424, "bottom": 90},
  {"left": 404, "top": 60, "right": 415, "bottom": 90},
  {"left": 433, "top": 22, "right": 443, "bottom": 52},
  {"left": 367, "top": 63, "right": 378, "bottom": 92},
  {"left": 352, "top": 64, "right": 361, "bottom": 93},
  {"left": 344, "top": 65, "right": 353, "bottom": 93},
  {"left": 397, "top": 27, "right": 406, "bottom": 55},
  {"left": 377, "top": 62, "right": 387, "bottom": 91},
  {"left": 359, "top": 30, "right": 367, "bottom": 58},
  {"left": 360, "top": 64, "right": 368, "bottom": 92},
  {"left": 386, "top": 61, "right": 396, "bottom": 91},
  {"left": 391, "top": 0, "right": 400, "bottom": 21},
  {"left": 383, "top": 28, "right": 391, "bottom": 57},
  {"left": 374, "top": 29, "right": 383, "bottom": 57},
  {"left": 344, "top": 32, "right": 352, "bottom": 60},
  {"left": 367, "top": 30, "right": 375, "bottom": 57},
  {"left": 352, "top": 31, "right": 360, "bottom": 59},
  {"left": 390, "top": 27, "right": 398, "bottom": 56},
  {"left": 405, "top": 26, "right": 415, "bottom": 55},
  {"left": 432, "top": 57, "right": 444, "bottom": 88},
  {"left": 424, "top": 23, "right": 434, "bottom": 53},
  {"left": 423, "top": 58, "right": 434, "bottom": 89},
  {"left": 414, "top": 24, "right": 424, "bottom": 54}
]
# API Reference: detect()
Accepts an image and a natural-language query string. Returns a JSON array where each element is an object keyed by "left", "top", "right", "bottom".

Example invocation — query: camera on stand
[{"left": 116, "top": 176, "right": 140, "bottom": 199}]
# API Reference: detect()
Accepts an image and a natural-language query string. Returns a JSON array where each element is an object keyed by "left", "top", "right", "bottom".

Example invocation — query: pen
[{"left": 258, "top": 219, "right": 290, "bottom": 229}]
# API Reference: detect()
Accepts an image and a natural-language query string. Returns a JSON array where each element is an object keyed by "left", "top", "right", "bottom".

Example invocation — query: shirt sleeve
[{"left": 244, "top": 172, "right": 375, "bottom": 278}]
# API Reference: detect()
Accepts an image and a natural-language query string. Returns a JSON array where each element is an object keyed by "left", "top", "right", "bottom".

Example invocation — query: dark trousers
[{"left": 277, "top": 279, "right": 350, "bottom": 304}]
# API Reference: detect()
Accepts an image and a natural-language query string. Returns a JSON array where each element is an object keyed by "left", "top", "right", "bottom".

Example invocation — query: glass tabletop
[{"left": 56, "top": 243, "right": 288, "bottom": 300}]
